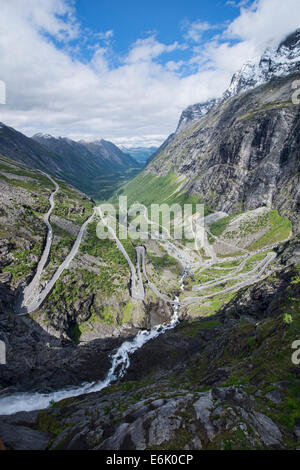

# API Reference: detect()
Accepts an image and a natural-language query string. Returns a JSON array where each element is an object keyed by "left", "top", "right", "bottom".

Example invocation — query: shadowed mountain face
[
  {"left": 0, "top": 124, "right": 65, "bottom": 177},
  {"left": 32, "top": 135, "right": 137, "bottom": 172},
  {"left": 31, "top": 134, "right": 141, "bottom": 200},
  {"left": 0, "top": 125, "right": 140, "bottom": 200}
]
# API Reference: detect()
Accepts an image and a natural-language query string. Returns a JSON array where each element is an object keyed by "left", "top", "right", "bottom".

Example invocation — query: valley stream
[{"left": 0, "top": 269, "right": 189, "bottom": 416}]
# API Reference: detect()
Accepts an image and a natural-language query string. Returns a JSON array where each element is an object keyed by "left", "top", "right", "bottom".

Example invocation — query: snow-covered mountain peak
[
  {"left": 223, "top": 29, "right": 300, "bottom": 100},
  {"left": 33, "top": 132, "right": 54, "bottom": 140}
]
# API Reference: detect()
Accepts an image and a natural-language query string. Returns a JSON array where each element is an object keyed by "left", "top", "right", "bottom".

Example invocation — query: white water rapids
[{"left": 0, "top": 270, "right": 188, "bottom": 416}]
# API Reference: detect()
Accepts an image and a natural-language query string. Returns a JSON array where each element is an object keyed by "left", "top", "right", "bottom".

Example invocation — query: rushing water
[{"left": 0, "top": 270, "right": 189, "bottom": 416}]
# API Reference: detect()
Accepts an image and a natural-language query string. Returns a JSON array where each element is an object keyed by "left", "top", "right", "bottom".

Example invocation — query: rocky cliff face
[
  {"left": 176, "top": 29, "right": 300, "bottom": 133},
  {"left": 176, "top": 99, "right": 217, "bottom": 134},
  {"left": 144, "top": 30, "right": 300, "bottom": 231},
  {"left": 224, "top": 29, "right": 300, "bottom": 101}
]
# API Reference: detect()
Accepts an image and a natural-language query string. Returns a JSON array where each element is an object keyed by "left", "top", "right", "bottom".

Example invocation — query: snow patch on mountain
[
  {"left": 223, "top": 29, "right": 300, "bottom": 101},
  {"left": 176, "top": 29, "right": 300, "bottom": 134},
  {"left": 176, "top": 99, "right": 218, "bottom": 134},
  {"left": 33, "top": 133, "right": 54, "bottom": 140}
]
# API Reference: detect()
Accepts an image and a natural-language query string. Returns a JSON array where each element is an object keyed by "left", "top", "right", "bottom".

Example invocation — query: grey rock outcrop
[
  {"left": 2, "top": 385, "right": 284, "bottom": 450},
  {"left": 176, "top": 99, "right": 218, "bottom": 134}
]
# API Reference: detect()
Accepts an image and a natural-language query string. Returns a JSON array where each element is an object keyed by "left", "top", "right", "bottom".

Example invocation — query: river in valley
[{"left": 0, "top": 270, "right": 189, "bottom": 416}]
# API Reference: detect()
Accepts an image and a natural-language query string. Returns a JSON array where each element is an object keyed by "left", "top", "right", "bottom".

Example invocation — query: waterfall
[{"left": 0, "top": 269, "right": 189, "bottom": 416}]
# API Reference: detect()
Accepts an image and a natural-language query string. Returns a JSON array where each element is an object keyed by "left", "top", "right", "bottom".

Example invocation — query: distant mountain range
[
  {"left": 119, "top": 146, "right": 158, "bottom": 164},
  {"left": 0, "top": 124, "right": 141, "bottom": 200},
  {"left": 33, "top": 134, "right": 138, "bottom": 172}
]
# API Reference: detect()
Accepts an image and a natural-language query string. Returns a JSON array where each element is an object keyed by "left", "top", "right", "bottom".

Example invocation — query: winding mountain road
[
  {"left": 18, "top": 177, "right": 96, "bottom": 315},
  {"left": 20, "top": 173, "right": 59, "bottom": 311},
  {"left": 98, "top": 207, "right": 145, "bottom": 300},
  {"left": 192, "top": 251, "right": 267, "bottom": 292},
  {"left": 18, "top": 188, "right": 284, "bottom": 316},
  {"left": 137, "top": 245, "right": 181, "bottom": 305},
  {"left": 19, "top": 208, "right": 97, "bottom": 315},
  {"left": 184, "top": 251, "right": 276, "bottom": 304},
  {"left": 135, "top": 246, "right": 145, "bottom": 298}
]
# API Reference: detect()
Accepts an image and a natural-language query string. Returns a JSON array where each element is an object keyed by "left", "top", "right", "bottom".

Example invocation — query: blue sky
[
  {"left": 67, "top": 0, "right": 248, "bottom": 73},
  {"left": 75, "top": 0, "right": 241, "bottom": 57},
  {"left": 0, "top": 0, "right": 299, "bottom": 146}
]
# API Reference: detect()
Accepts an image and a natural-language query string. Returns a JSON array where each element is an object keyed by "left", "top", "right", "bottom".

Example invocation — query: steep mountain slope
[
  {"left": 32, "top": 134, "right": 141, "bottom": 200},
  {"left": 175, "top": 29, "right": 300, "bottom": 134},
  {"left": 0, "top": 125, "right": 140, "bottom": 200},
  {"left": 148, "top": 74, "right": 300, "bottom": 228},
  {"left": 146, "top": 133, "right": 175, "bottom": 165},
  {"left": 118, "top": 30, "right": 300, "bottom": 232},
  {"left": 0, "top": 124, "right": 65, "bottom": 177},
  {"left": 223, "top": 28, "right": 300, "bottom": 101}
]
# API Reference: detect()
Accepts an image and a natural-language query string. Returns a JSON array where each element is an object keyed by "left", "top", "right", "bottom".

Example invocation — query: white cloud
[
  {"left": 226, "top": 0, "right": 251, "bottom": 8},
  {"left": 0, "top": 0, "right": 299, "bottom": 147},
  {"left": 182, "top": 20, "right": 216, "bottom": 43},
  {"left": 125, "top": 36, "right": 184, "bottom": 64},
  {"left": 96, "top": 30, "right": 114, "bottom": 41},
  {"left": 227, "top": 0, "right": 300, "bottom": 52},
  {"left": 15, "top": 0, "right": 79, "bottom": 41}
]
